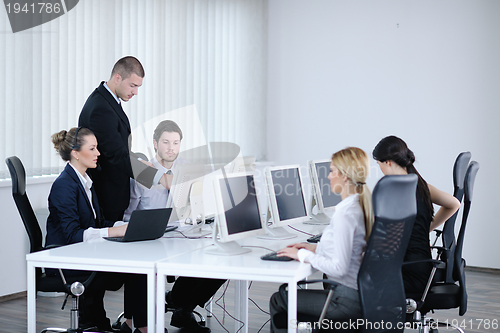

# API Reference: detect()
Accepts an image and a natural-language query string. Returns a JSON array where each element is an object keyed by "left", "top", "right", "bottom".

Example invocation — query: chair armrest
[
  {"left": 430, "top": 245, "right": 448, "bottom": 253},
  {"left": 297, "top": 279, "right": 338, "bottom": 290},
  {"left": 433, "top": 229, "right": 443, "bottom": 237},
  {"left": 402, "top": 258, "right": 445, "bottom": 269},
  {"left": 278, "top": 278, "right": 338, "bottom": 304}
]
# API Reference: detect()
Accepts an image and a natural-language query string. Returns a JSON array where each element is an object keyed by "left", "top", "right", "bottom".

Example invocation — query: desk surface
[
  {"left": 26, "top": 236, "right": 213, "bottom": 270},
  {"left": 26, "top": 235, "right": 214, "bottom": 333},
  {"left": 157, "top": 235, "right": 316, "bottom": 282},
  {"left": 26, "top": 223, "right": 324, "bottom": 333}
]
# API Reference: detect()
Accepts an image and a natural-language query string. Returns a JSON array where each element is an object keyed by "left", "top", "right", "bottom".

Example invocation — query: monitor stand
[
  {"left": 304, "top": 199, "right": 331, "bottom": 225},
  {"left": 304, "top": 212, "right": 331, "bottom": 225},
  {"left": 256, "top": 209, "right": 297, "bottom": 240},
  {"left": 205, "top": 223, "right": 251, "bottom": 256}
]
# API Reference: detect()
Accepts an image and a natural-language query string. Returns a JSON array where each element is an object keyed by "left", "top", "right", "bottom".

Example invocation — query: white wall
[
  {"left": 267, "top": 0, "right": 500, "bottom": 269},
  {"left": 0, "top": 179, "right": 53, "bottom": 297}
]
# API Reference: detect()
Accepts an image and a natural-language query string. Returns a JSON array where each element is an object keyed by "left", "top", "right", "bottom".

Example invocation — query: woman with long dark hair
[{"left": 372, "top": 135, "right": 460, "bottom": 294}]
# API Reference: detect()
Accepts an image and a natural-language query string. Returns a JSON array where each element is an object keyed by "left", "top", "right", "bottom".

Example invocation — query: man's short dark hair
[
  {"left": 153, "top": 120, "right": 183, "bottom": 143},
  {"left": 110, "top": 56, "right": 145, "bottom": 80}
]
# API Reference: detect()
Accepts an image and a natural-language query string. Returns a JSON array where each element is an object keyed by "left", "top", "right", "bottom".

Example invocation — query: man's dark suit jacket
[
  {"left": 46, "top": 163, "right": 112, "bottom": 246},
  {"left": 78, "top": 82, "right": 156, "bottom": 221}
]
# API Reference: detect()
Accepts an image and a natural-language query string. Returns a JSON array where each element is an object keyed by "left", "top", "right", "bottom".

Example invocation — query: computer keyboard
[
  {"left": 260, "top": 251, "right": 294, "bottom": 261},
  {"left": 307, "top": 233, "right": 322, "bottom": 243}
]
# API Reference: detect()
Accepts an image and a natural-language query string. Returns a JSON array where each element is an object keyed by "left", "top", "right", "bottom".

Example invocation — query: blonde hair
[{"left": 331, "top": 147, "right": 374, "bottom": 239}]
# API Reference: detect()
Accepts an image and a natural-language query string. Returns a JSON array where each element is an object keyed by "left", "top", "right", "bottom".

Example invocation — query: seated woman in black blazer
[{"left": 47, "top": 127, "right": 148, "bottom": 333}]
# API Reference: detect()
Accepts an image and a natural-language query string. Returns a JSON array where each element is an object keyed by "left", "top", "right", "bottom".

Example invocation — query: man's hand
[{"left": 159, "top": 173, "right": 174, "bottom": 190}]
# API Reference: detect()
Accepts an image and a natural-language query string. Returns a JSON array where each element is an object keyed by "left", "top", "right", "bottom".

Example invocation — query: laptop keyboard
[{"left": 104, "top": 237, "right": 125, "bottom": 242}]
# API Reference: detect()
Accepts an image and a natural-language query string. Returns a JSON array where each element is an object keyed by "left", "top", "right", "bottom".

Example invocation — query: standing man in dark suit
[{"left": 79, "top": 56, "right": 171, "bottom": 221}]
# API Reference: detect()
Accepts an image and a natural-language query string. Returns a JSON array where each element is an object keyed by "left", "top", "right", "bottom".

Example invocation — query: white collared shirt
[
  {"left": 297, "top": 193, "right": 366, "bottom": 290},
  {"left": 103, "top": 81, "right": 121, "bottom": 105},
  {"left": 68, "top": 163, "right": 109, "bottom": 241},
  {"left": 68, "top": 162, "right": 96, "bottom": 218},
  {"left": 123, "top": 156, "right": 189, "bottom": 221}
]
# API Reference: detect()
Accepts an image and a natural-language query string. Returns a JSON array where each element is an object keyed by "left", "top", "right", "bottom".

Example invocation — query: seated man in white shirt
[
  {"left": 123, "top": 120, "right": 225, "bottom": 333},
  {"left": 123, "top": 120, "right": 188, "bottom": 221}
]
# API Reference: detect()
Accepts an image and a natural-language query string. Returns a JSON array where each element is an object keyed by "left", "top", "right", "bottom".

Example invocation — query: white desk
[
  {"left": 26, "top": 236, "right": 212, "bottom": 333},
  {"left": 156, "top": 224, "right": 323, "bottom": 333}
]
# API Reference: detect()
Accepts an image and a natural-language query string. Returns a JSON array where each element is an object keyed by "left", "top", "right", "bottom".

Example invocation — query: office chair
[
  {"left": 5, "top": 156, "right": 97, "bottom": 333},
  {"left": 274, "top": 174, "right": 418, "bottom": 332},
  {"left": 406, "top": 161, "right": 479, "bottom": 333},
  {"left": 432, "top": 152, "right": 471, "bottom": 284}
]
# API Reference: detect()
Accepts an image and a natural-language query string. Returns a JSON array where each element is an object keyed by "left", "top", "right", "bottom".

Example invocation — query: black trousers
[
  {"left": 170, "top": 277, "right": 227, "bottom": 310},
  {"left": 80, "top": 272, "right": 148, "bottom": 329},
  {"left": 79, "top": 272, "right": 124, "bottom": 329},
  {"left": 269, "top": 282, "right": 361, "bottom": 333}
]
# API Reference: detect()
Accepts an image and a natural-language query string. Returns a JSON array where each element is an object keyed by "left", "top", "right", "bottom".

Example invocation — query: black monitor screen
[
  {"left": 219, "top": 175, "right": 262, "bottom": 235},
  {"left": 271, "top": 168, "right": 307, "bottom": 221},
  {"left": 315, "top": 162, "right": 342, "bottom": 208}
]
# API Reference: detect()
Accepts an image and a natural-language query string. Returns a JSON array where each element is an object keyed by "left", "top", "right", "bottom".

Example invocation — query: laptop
[{"left": 104, "top": 208, "right": 176, "bottom": 242}]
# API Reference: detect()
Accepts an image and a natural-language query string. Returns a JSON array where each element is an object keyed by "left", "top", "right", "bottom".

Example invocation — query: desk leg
[
  {"left": 27, "top": 262, "right": 36, "bottom": 333},
  {"left": 234, "top": 280, "right": 248, "bottom": 333},
  {"left": 147, "top": 272, "right": 156, "bottom": 332},
  {"left": 156, "top": 273, "right": 166, "bottom": 333},
  {"left": 287, "top": 283, "right": 297, "bottom": 333}
]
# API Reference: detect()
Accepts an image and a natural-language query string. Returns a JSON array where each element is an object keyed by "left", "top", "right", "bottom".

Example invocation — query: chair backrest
[
  {"left": 358, "top": 174, "right": 418, "bottom": 333},
  {"left": 439, "top": 152, "right": 471, "bottom": 282},
  {"left": 453, "top": 161, "right": 478, "bottom": 316},
  {"left": 5, "top": 156, "right": 44, "bottom": 254}
]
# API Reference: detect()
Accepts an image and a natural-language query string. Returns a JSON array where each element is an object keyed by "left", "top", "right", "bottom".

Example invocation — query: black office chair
[
  {"left": 432, "top": 152, "right": 471, "bottom": 284},
  {"left": 5, "top": 156, "right": 96, "bottom": 333},
  {"left": 274, "top": 174, "right": 418, "bottom": 332},
  {"left": 406, "top": 161, "right": 479, "bottom": 333}
]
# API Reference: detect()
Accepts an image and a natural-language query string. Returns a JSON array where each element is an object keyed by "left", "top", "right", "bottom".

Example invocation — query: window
[{"left": 0, "top": 0, "right": 267, "bottom": 179}]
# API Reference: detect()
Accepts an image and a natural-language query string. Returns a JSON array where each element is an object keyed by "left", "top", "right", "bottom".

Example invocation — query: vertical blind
[{"left": 0, "top": 0, "right": 268, "bottom": 179}]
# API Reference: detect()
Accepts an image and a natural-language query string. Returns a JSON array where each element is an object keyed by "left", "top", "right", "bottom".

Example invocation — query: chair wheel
[{"left": 111, "top": 322, "right": 122, "bottom": 330}]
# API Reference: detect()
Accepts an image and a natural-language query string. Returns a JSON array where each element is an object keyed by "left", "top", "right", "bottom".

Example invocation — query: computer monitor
[
  {"left": 206, "top": 172, "right": 265, "bottom": 255},
  {"left": 167, "top": 160, "right": 237, "bottom": 235},
  {"left": 166, "top": 163, "right": 207, "bottom": 233},
  {"left": 259, "top": 165, "right": 310, "bottom": 239},
  {"left": 308, "top": 159, "right": 342, "bottom": 224}
]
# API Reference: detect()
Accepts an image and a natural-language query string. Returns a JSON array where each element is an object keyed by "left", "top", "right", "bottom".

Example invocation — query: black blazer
[
  {"left": 46, "top": 164, "right": 112, "bottom": 246},
  {"left": 78, "top": 82, "right": 156, "bottom": 220}
]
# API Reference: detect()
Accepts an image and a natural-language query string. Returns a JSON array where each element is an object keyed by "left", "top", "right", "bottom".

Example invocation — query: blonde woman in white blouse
[{"left": 269, "top": 147, "right": 374, "bottom": 333}]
